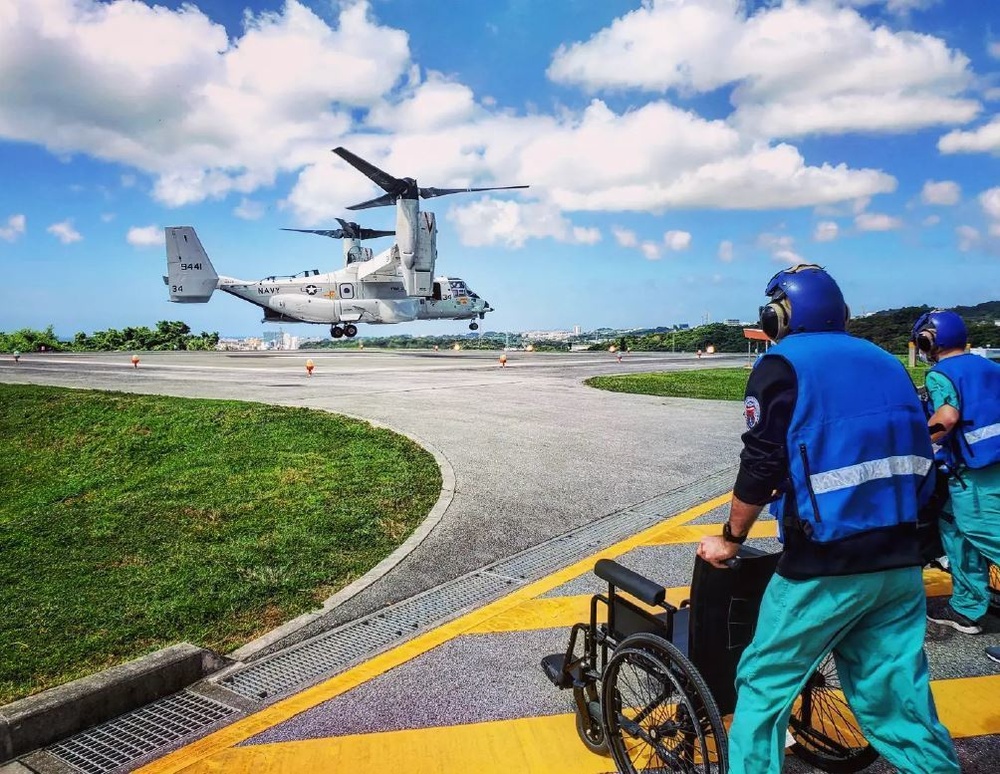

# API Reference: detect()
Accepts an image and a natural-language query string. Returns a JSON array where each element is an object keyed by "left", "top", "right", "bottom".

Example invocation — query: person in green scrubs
[{"left": 913, "top": 311, "right": 1000, "bottom": 665}]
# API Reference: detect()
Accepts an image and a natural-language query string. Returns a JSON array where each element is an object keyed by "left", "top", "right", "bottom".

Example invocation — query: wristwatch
[{"left": 722, "top": 521, "right": 747, "bottom": 545}]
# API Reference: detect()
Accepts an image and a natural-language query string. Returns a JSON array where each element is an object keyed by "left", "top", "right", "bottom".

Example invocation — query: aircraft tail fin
[{"left": 165, "top": 227, "right": 219, "bottom": 303}]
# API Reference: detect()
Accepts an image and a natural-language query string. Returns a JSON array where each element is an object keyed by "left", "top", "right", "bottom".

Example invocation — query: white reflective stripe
[
  {"left": 809, "top": 455, "right": 933, "bottom": 495},
  {"left": 965, "top": 422, "right": 1000, "bottom": 445}
]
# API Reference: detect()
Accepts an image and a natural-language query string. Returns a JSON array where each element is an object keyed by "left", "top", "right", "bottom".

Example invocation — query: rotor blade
[
  {"left": 357, "top": 227, "right": 396, "bottom": 240},
  {"left": 418, "top": 185, "right": 530, "bottom": 200},
  {"left": 332, "top": 147, "right": 403, "bottom": 194},
  {"left": 281, "top": 228, "right": 346, "bottom": 239},
  {"left": 345, "top": 193, "right": 398, "bottom": 211}
]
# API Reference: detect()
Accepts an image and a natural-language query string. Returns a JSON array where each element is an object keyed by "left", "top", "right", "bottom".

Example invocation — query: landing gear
[
  {"left": 469, "top": 322, "right": 479, "bottom": 331},
  {"left": 331, "top": 324, "right": 358, "bottom": 339}
]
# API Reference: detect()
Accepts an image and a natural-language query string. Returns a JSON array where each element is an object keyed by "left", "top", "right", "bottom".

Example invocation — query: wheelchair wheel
[
  {"left": 989, "top": 564, "right": 1000, "bottom": 613},
  {"left": 574, "top": 684, "right": 609, "bottom": 755},
  {"left": 602, "top": 632, "right": 727, "bottom": 773},
  {"left": 789, "top": 655, "right": 878, "bottom": 773}
]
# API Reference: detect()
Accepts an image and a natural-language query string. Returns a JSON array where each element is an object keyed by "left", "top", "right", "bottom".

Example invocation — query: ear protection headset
[{"left": 760, "top": 297, "right": 791, "bottom": 341}]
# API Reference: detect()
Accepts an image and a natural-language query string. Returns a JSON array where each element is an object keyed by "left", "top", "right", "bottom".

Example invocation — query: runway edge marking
[{"left": 137, "top": 492, "right": 731, "bottom": 773}]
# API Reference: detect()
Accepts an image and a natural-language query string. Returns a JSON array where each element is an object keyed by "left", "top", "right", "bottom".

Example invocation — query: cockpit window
[{"left": 449, "top": 279, "right": 468, "bottom": 297}]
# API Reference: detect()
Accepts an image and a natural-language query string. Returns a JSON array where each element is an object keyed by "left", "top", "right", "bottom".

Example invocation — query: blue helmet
[
  {"left": 911, "top": 310, "right": 967, "bottom": 353},
  {"left": 759, "top": 264, "right": 848, "bottom": 341}
]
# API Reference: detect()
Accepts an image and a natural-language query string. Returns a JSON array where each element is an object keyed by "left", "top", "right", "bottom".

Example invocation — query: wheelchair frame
[{"left": 542, "top": 546, "right": 878, "bottom": 774}]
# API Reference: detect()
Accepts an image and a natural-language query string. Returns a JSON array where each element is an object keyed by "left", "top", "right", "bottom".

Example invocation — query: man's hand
[{"left": 697, "top": 535, "right": 740, "bottom": 569}]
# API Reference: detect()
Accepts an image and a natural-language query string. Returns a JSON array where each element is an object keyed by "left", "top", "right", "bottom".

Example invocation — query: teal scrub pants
[
  {"left": 727, "top": 567, "right": 959, "bottom": 774},
  {"left": 941, "top": 464, "right": 1000, "bottom": 621}
]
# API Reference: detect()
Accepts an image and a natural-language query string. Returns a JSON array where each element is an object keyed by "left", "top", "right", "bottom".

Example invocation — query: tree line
[{"left": 1, "top": 322, "right": 220, "bottom": 352}]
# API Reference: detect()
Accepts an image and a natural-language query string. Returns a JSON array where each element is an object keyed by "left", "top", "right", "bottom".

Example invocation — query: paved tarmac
[{"left": 4, "top": 349, "right": 998, "bottom": 773}]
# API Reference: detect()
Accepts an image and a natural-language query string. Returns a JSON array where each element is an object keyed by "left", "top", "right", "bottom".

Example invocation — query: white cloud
[
  {"left": 938, "top": 117, "right": 1000, "bottom": 155},
  {"left": 234, "top": 198, "right": 265, "bottom": 221},
  {"left": 718, "top": 240, "right": 734, "bottom": 262},
  {"left": 612, "top": 226, "right": 638, "bottom": 248},
  {"left": 0, "top": 213, "right": 26, "bottom": 242},
  {"left": 446, "top": 197, "right": 598, "bottom": 248},
  {"left": 923, "top": 214, "right": 941, "bottom": 226},
  {"left": 920, "top": 180, "right": 961, "bottom": 205},
  {"left": 989, "top": 41, "right": 1000, "bottom": 60},
  {"left": 956, "top": 225, "right": 981, "bottom": 252},
  {"left": 120, "top": 174, "right": 136, "bottom": 188},
  {"left": 367, "top": 72, "right": 480, "bottom": 132},
  {"left": 814, "top": 221, "right": 839, "bottom": 242},
  {"left": 855, "top": 212, "right": 903, "bottom": 231},
  {"left": 47, "top": 220, "right": 82, "bottom": 244},
  {"left": 979, "top": 187, "right": 1000, "bottom": 221},
  {"left": 572, "top": 226, "right": 602, "bottom": 245},
  {"left": 640, "top": 241, "right": 661, "bottom": 261},
  {"left": 0, "top": 0, "right": 409, "bottom": 207},
  {"left": 758, "top": 232, "right": 804, "bottom": 263},
  {"left": 100, "top": 212, "right": 116, "bottom": 223},
  {"left": 547, "top": 1, "right": 977, "bottom": 138},
  {"left": 664, "top": 230, "right": 692, "bottom": 251},
  {"left": 126, "top": 225, "right": 162, "bottom": 247}
]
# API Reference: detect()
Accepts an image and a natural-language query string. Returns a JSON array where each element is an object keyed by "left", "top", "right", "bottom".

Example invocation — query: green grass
[
  {"left": 0, "top": 385, "right": 441, "bottom": 703},
  {"left": 587, "top": 363, "right": 932, "bottom": 401},
  {"left": 587, "top": 369, "right": 753, "bottom": 401}
]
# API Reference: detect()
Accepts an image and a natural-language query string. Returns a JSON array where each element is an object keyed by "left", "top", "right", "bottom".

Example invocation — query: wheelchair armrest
[{"left": 595, "top": 559, "right": 665, "bottom": 606}]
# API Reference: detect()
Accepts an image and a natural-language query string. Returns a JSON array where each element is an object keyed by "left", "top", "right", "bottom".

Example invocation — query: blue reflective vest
[
  {"left": 765, "top": 333, "right": 934, "bottom": 543},
  {"left": 930, "top": 353, "right": 1000, "bottom": 470}
]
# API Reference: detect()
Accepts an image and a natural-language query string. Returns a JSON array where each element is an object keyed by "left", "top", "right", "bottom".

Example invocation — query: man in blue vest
[
  {"left": 912, "top": 310, "right": 1000, "bottom": 664},
  {"left": 698, "top": 264, "right": 958, "bottom": 773}
]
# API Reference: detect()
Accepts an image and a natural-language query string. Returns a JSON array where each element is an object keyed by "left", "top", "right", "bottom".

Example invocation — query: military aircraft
[{"left": 163, "top": 149, "right": 527, "bottom": 338}]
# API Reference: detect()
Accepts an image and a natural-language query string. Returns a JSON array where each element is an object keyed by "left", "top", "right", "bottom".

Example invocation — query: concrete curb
[
  {"left": 230, "top": 417, "right": 456, "bottom": 661},
  {"left": 0, "top": 644, "right": 228, "bottom": 764}
]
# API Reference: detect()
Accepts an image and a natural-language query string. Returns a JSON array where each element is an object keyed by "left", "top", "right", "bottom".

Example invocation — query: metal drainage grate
[
  {"left": 630, "top": 466, "right": 736, "bottom": 518},
  {"left": 221, "top": 570, "right": 518, "bottom": 700},
  {"left": 48, "top": 690, "right": 237, "bottom": 774}
]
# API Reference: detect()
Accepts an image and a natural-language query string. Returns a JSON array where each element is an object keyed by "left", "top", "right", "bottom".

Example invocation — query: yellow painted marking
[
  {"left": 643, "top": 520, "right": 778, "bottom": 545},
  {"left": 138, "top": 493, "right": 732, "bottom": 773},
  {"left": 930, "top": 675, "right": 1000, "bottom": 738},
  {"left": 145, "top": 675, "right": 1000, "bottom": 774},
  {"left": 162, "top": 714, "right": 613, "bottom": 774},
  {"left": 465, "top": 587, "right": 692, "bottom": 634}
]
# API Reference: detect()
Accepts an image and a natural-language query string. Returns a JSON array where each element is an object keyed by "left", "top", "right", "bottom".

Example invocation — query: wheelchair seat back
[{"left": 687, "top": 546, "right": 780, "bottom": 715}]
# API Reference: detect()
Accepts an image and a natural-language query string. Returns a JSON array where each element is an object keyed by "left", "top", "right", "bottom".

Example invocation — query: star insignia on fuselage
[{"left": 303, "top": 284, "right": 320, "bottom": 295}]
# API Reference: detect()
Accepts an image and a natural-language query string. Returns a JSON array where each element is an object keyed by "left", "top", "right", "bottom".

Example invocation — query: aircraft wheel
[
  {"left": 344, "top": 324, "right": 358, "bottom": 338},
  {"left": 331, "top": 326, "right": 344, "bottom": 339},
  {"left": 469, "top": 322, "right": 479, "bottom": 331}
]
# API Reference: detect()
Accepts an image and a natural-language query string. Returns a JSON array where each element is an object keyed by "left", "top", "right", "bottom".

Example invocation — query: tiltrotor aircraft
[{"left": 163, "top": 148, "right": 527, "bottom": 338}]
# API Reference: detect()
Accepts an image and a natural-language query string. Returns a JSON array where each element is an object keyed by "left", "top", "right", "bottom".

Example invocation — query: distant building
[
  {"left": 573, "top": 325, "right": 581, "bottom": 336},
  {"left": 723, "top": 318, "right": 742, "bottom": 327}
]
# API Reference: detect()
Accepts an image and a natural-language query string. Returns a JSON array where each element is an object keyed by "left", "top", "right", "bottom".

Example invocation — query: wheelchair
[{"left": 542, "top": 546, "right": 878, "bottom": 773}]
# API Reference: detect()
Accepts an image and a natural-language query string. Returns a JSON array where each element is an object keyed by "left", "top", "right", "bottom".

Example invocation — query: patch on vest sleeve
[{"left": 744, "top": 396, "right": 762, "bottom": 429}]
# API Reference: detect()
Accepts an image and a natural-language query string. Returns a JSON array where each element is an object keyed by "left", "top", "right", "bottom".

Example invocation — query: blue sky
[{"left": 0, "top": 0, "right": 998, "bottom": 338}]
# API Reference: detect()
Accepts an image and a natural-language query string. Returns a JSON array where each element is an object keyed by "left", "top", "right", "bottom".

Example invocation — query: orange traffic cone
[
  {"left": 499, "top": 353, "right": 507, "bottom": 368},
  {"left": 305, "top": 359, "right": 315, "bottom": 376},
  {"left": 131, "top": 354, "right": 140, "bottom": 369}
]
